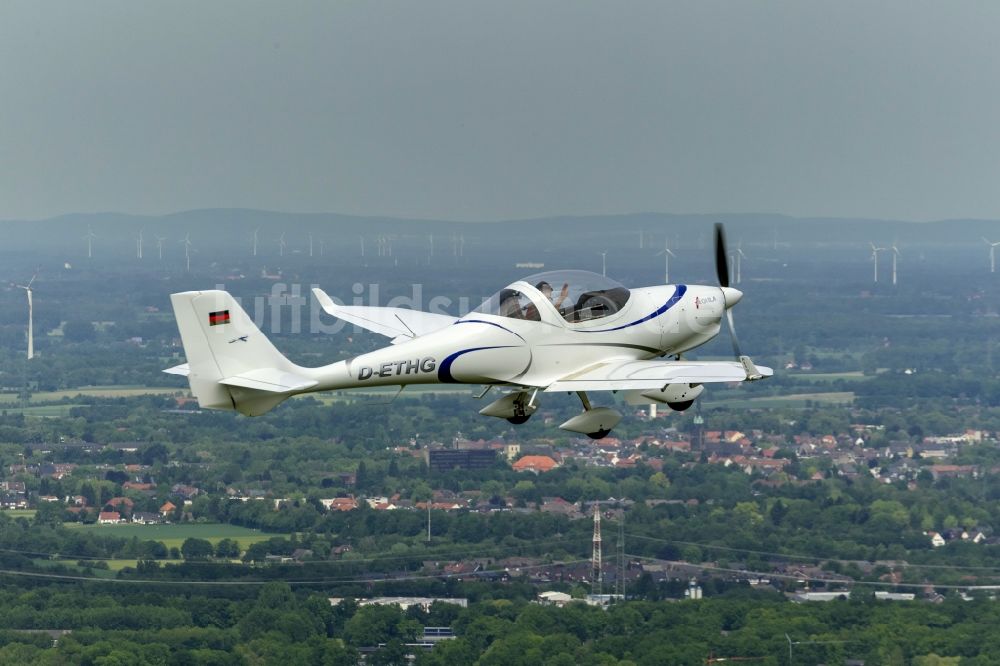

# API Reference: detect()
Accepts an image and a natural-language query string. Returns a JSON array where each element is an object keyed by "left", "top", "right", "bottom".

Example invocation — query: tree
[
  {"left": 141, "top": 443, "right": 170, "bottom": 466},
  {"left": 344, "top": 605, "right": 419, "bottom": 647},
  {"left": 64, "top": 320, "right": 97, "bottom": 342},
  {"left": 181, "top": 537, "right": 214, "bottom": 561},
  {"left": 80, "top": 482, "right": 97, "bottom": 507},
  {"left": 104, "top": 470, "right": 128, "bottom": 485},
  {"left": 770, "top": 499, "right": 788, "bottom": 526},
  {"left": 33, "top": 501, "right": 65, "bottom": 526},
  {"left": 215, "top": 538, "right": 240, "bottom": 559},
  {"left": 356, "top": 461, "right": 369, "bottom": 491}
]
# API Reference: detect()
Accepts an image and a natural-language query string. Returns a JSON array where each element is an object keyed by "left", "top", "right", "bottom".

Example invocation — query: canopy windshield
[{"left": 473, "top": 270, "right": 631, "bottom": 323}]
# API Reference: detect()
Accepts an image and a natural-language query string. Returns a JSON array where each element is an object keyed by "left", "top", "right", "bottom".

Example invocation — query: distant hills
[{"left": 1, "top": 208, "right": 998, "bottom": 254}]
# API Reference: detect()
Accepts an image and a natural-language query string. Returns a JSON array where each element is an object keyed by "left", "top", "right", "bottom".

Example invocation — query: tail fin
[{"left": 168, "top": 291, "right": 316, "bottom": 416}]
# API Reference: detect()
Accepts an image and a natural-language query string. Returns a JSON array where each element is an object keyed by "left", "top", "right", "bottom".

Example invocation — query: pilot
[
  {"left": 521, "top": 281, "right": 570, "bottom": 320},
  {"left": 536, "top": 281, "right": 569, "bottom": 310}
]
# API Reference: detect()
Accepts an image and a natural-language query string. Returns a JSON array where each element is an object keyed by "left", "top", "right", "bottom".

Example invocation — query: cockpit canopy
[{"left": 473, "top": 270, "right": 631, "bottom": 323}]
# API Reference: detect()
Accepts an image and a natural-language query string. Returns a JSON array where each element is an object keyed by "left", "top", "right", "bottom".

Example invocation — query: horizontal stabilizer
[
  {"left": 163, "top": 363, "right": 190, "bottom": 377},
  {"left": 312, "top": 288, "right": 456, "bottom": 342},
  {"left": 545, "top": 359, "right": 773, "bottom": 392},
  {"left": 219, "top": 368, "right": 318, "bottom": 393}
]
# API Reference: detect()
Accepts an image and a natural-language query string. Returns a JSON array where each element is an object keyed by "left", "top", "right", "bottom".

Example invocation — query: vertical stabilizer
[{"left": 168, "top": 290, "right": 305, "bottom": 415}]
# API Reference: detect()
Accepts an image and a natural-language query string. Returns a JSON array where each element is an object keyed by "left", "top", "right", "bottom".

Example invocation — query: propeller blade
[
  {"left": 726, "top": 309, "right": 743, "bottom": 359},
  {"left": 714, "top": 223, "right": 730, "bottom": 288}
]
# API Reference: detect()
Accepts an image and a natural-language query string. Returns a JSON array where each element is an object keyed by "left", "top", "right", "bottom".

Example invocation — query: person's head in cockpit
[{"left": 536, "top": 281, "right": 569, "bottom": 310}]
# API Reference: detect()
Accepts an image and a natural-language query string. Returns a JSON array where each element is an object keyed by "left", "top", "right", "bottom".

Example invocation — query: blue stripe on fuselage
[
  {"left": 452, "top": 319, "right": 526, "bottom": 341},
  {"left": 438, "top": 346, "right": 516, "bottom": 383},
  {"left": 579, "top": 285, "right": 687, "bottom": 333}
]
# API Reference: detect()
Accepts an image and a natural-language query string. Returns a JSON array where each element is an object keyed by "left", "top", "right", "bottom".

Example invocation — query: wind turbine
[
  {"left": 984, "top": 237, "right": 1000, "bottom": 273},
  {"left": 308, "top": 233, "right": 314, "bottom": 258},
  {"left": 136, "top": 229, "right": 144, "bottom": 259},
  {"left": 656, "top": 238, "right": 676, "bottom": 284},
  {"left": 155, "top": 236, "right": 166, "bottom": 260},
  {"left": 729, "top": 241, "right": 747, "bottom": 284},
  {"left": 600, "top": 251, "right": 607, "bottom": 277},
  {"left": 180, "top": 234, "right": 192, "bottom": 272},
  {"left": 891, "top": 244, "right": 900, "bottom": 285},
  {"left": 84, "top": 226, "right": 96, "bottom": 258},
  {"left": 16, "top": 274, "right": 36, "bottom": 359},
  {"left": 870, "top": 243, "right": 887, "bottom": 282},
  {"left": 252, "top": 227, "right": 260, "bottom": 257},
  {"left": 278, "top": 233, "right": 286, "bottom": 257}
]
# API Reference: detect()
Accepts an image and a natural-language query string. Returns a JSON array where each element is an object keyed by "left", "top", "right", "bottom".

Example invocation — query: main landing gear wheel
[
  {"left": 668, "top": 400, "right": 694, "bottom": 412},
  {"left": 507, "top": 415, "right": 531, "bottom": 425},
  {"left": 587, "top": 429, "right": 611, "bottom": 440}
]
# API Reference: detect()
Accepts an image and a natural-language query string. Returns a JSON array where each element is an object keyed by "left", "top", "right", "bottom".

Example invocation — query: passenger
[{"left": 498, "top": 291, "right": 524, "bottom": 318}]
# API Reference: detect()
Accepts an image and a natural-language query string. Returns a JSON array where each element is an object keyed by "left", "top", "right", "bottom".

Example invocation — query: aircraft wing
[
  {"left": 544, "top": 358, "right": 773, "bottom": 392},
  {"left": 312, "top": 288, "right": 457, "bottom": 344}
]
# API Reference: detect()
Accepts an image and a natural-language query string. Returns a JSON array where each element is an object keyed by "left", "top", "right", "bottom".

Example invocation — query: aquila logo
[
  {"left": 358, "top": 357, "right": 437, "bottom": 381},
  {"left": 695, "top": 295, "right": 716, "bottom": 309}
]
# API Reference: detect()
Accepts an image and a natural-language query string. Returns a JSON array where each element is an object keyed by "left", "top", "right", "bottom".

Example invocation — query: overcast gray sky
[{"left": 1, "top": 1, "right": 998, "bottom": 222}]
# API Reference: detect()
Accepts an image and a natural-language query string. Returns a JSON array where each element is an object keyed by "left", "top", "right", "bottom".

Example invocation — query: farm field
[
  {"left": 709, "top": 391, "right": 856, "bottom": 409},
  {"left": 65, "top": 522, "right": 281, "bottom": 550},
  {"left": 0, "top": 386, "right": 183, "bottom": 403},
  {"left": 1, "top": 510, "right": 37, "bottom": 520}
]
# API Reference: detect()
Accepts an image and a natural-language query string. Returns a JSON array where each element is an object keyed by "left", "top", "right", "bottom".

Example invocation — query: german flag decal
[{"left": 208, "top": 310, "right": 230, "bottom": 326}]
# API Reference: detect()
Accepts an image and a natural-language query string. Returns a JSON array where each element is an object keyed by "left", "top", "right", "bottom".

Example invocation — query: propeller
[
  {"left": 714, "top": 223, "right": 730, "bottom": 288},
  {"left": 714, "top": 223, "right": 743, "bottom": 359}
]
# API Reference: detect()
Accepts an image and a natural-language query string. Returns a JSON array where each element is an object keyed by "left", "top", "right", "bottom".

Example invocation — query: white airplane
[{"left": 165, "top": 225, "right": 771, "bottom": 439}]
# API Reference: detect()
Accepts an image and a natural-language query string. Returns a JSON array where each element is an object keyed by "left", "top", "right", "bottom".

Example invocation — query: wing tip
[{"left": 311, "top": 287, "right": 338, "bottom": 314}]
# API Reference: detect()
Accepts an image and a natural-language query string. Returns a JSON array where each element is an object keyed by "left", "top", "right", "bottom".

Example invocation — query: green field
[
  {"left": 2, "top": 509, "right": 37, "bottom": 519},
  {"left": 0, "top": 386, "right": 184, "bottom": 404},
  {"left": 65, "top": 523, "right": 281, "bottom": 550},
  {"left": 709, "top": 391, "right": 855, "bottom": 409},
  {"left": 15, "top": 405, "right": 78, "bottom": 417},
  {"left": 794, "top": 371, "right": 871, "bottom": 383}
]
